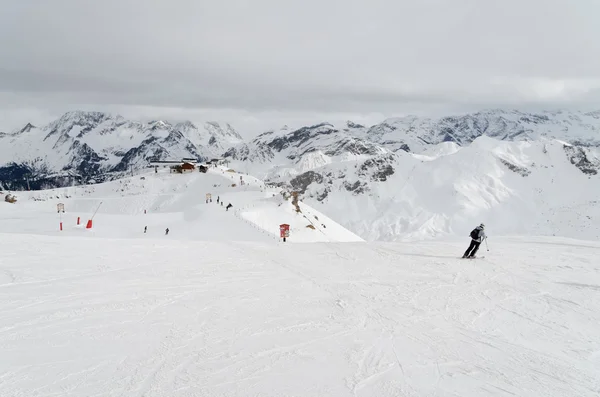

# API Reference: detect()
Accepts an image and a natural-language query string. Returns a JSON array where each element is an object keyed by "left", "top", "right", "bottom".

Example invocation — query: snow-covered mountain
[
  {"left": 285, "top": 138, "right": 600, "bottom": 241},
  {"left": 224, "top": 109, "right": 600, "bottom": 166},
  {"left": 221, "top": 110, "right": 600, "bottom": 241},
  {"left": 2, "top": 108, "right": 599, "bottom": 241},
  {"left": 0, "top": 111, "right": 243, "bottom": 189}
]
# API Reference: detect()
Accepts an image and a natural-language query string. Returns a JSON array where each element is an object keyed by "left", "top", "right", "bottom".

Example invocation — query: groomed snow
[
  {"left": 1, "top": 164, "right": 599, "bottom": 396},
  {"left": 1, "top": 234, "right": 599, "bottom": 396}
]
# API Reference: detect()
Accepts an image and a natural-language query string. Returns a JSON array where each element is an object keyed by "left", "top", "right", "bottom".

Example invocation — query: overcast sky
[{"left": 1, "top": 0, "right": 599, "bottom": 137}]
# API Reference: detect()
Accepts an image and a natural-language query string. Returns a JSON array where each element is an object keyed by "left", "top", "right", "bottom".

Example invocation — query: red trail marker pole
[{"left": 86, "top": 201, "right": 103, "bottom": 229}]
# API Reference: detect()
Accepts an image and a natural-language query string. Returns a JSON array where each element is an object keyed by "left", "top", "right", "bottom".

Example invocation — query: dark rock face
[
  {"left": 112, "top": 137, "right": 159, "bottom": 172},
  {"left": 498, "top": 158, "right": 531, "bottom": 177},
  {"left": 325, "top": 138, "right": 383, "bottom": 157},
  {"left": 346, "top": 121, "right": 365, "bottom": 129},
  {"left": 563, "top": 145, "right": 599, "bottom": 175},
  {"left": 0, "top": 163, "right": 86, "bottom": 191},
  {"left": 343, "top": 180, "right": 368, "bottom": 194},
  {"left": 289, "top": 171, "right": 324, "bottom": 194},
  {"left": 19, "top": 123, "right": 36, "bottom": 134},
  {"left": 0, "top": 163, "right": 33, "bottom": 190},
  {"left": 65, "top": 141, "right": 107, "bottom": 176},
  {"left": 315, "top": 186, "right": 332, "bottom": 201},
  {"left": 358, "top": 155, "right": 396, "bottom": 182}
]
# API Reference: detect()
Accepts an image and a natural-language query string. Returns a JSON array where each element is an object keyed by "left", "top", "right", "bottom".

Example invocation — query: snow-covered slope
[
  {"left": 1, "top": 233, "right": 599, "bottom": 396},
  {"left": 2, "top": 151, "right": 599, "bottom": 396},
  {"left": 0, "top": 111, "right": 243, "bottom": 189},
  {"left": 218, "top": 109, "right": 600, "bottom": 241},
  {"left": 0, "top": 165, "right": 362, "bottom": 243},
  {"left": 278, "top": 137, "right": 600, "bottom": 241}
]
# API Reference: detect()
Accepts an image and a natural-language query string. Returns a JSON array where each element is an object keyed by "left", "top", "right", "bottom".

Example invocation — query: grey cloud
[{"left": 1, "top": 0, "right": 599, "bottom": 132}]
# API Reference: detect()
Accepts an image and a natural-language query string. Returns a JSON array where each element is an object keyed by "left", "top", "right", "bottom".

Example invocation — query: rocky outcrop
[
  {"left": 563, "top": 145, "right": 600, "bottom": 175},
  {"left": 498, "top": 158, "right": 531, "bottom": 177}
]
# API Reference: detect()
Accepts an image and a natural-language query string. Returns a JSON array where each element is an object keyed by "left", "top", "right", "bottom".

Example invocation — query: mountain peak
[
  {"left": 204, "top": 121, "right": 243, "bottom": 141},
  {"left": 59, "top": 110, "right": 113, "bottom": 122},
  {"left": 346, "top": 121, "right": 365, "bottom": 129},
  {"left": 148, "top": 120, "right": 171, "bottom": 127},
  {"left": 174, "top": 120, "right": 197, "bottom": 130},
  {"left": 16, "top": 122, "right": 36, "bottom": 134}
]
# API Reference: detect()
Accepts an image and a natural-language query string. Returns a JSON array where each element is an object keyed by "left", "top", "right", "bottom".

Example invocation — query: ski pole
[{"left": 485, "top": 237, "right": 489, "bottom": 251}]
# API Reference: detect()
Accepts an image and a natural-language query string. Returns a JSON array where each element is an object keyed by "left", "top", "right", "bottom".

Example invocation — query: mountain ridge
[
  {"left": 2, "top": 108, "right": 599, "bottom": 241},
  {"left": 0, "top": 110, "right": 243, "bottom": 189}
]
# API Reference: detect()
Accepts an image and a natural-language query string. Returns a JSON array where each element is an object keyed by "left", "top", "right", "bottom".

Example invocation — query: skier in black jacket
[{"left": 463, "top": 223, "right": 486, "bottom": 258}]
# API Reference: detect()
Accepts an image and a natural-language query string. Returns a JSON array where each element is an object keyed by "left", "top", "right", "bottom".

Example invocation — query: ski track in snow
[
  {"left": 0, "top": 235, "right": 599, "bottom": 396},
  {"left": 0, "top": 167, "right": 599, "bottom": 396}
]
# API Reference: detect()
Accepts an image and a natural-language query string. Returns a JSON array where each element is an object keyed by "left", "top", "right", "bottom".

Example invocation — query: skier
[
  {"left": 144, "top": 226, "right": 147, "bottom": 233},
  {"left": 165, "top": 228, "right": 169, "bottom": 235},
  {"left": 463, "top": 223, "right": 486, "bottom": 258},
  {"left": 217, "top": 196, "right": 220, "bottom": 204},
  {"left": 226, "top": 203, "right": 232, "bottom": 211}
]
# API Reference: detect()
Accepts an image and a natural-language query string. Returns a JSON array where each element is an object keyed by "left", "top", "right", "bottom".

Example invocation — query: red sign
[{"left": 279, "top": 224, "right": 290, "bottom": 238}]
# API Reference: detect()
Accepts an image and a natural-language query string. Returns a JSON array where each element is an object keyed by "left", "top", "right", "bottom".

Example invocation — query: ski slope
[
  {"left": 1, "top": 166, "right": 599, "bottom": 396},
  {"left": 0, "top": 234, "right": 599, "bottom": 396},
  {"left": 0, "top": 166, "right": 362, "bottom": 243}
]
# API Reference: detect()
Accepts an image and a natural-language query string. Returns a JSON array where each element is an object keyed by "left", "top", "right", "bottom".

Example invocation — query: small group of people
[
  {"left": 141, "top": 196, "right": 235, "bottom": 236},
  {"left": 215, "top": 195, "right": 233, "bottom": 211},
  {"left": 143, "top": 226, "right": 169, "bottom": 235}
]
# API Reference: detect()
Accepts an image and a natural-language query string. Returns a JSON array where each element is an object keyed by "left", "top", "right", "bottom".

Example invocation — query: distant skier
[
  {"left": 165, "top": 228, "right": 169, "bottom": 235},
  {"left": 144, "top": 226, "right": 147, "bottom": 233},
  {"left": 463, "top": 223, "right": 486, "bottom": 258},
  {"left": 226, "top": 203, "right": 232, "bottom": 211},
  {"left": 217, "top": 196, "right": 220, "bottom": 204}
]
